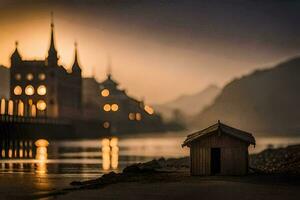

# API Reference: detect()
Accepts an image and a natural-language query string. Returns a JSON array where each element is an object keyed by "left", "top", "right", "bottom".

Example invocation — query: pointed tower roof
[
  {"left": 72, "top": 42, "right": 82, "bottom": 73},
  {"left": 50, "top": 13, "right": 56, "bottom": 50},
  {"left": 47, "top": 12, "right": 59, "bottom": 66},
  {"left": 11, "top": 41, "right": 22, "bottom": 61}
]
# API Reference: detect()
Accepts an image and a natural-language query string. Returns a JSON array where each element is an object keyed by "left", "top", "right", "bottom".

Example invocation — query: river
[{"left": 0, "top": 132, "right": 300, "bottom": 197}]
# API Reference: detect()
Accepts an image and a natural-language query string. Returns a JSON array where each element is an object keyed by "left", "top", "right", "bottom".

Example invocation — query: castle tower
[
  {"left": 11, "top": 41, "right": 22, "bottom": 66},
  {"left": 46, "top": 12, "right": 59, "bottom": 67},
  {"left": 72, "top": 42, "right": 82, "bottom": 74},
  {"left": 70, "top": 42, "right": 82, "bottom": 112}
]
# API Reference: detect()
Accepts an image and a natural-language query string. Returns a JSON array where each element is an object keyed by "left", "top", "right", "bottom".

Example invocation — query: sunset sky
[{"left": 0, "top": 0, "right": 299, "bottom": 103}]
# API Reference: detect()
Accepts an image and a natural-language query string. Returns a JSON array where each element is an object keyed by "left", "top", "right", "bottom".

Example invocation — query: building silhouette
[
  {"left": 7, "top": 14, "right": 169, "bottom": 136},
  {"left": 82, "top": 77, "right": 102, "bottom": 120},
  {"left": 98, "top": 72, "right": 164, "bottom": 134},
  {"left": 9, "top": 16, "right": 82, "bottom": 119},
  {"left": 81, "top": 73, "right": 165, "bottom": 134}
]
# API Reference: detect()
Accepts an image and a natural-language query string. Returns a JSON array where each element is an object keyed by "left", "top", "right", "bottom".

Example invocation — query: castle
[
  {"left": 8, "top": 14, "right": 166, "bottom": 135},
  {"left": 10, "top": 16, "right": 82, "bottom": 119}
]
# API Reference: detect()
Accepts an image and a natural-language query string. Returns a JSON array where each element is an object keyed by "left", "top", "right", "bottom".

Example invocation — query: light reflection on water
[
  {"left": 101, "top": 138, "right": 119, "bottom": 170},
  {"left": 35, "top": 139, "right": 49, "bottom": 176},
  {"left": 0, "top": 133, "right": 300, "bottom": 182}
]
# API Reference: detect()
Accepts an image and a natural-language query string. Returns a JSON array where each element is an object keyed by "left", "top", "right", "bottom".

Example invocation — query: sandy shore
[
  {"left": 44, "top": 173, "right": 300, "bottom": 200},
  {"left": 2, "top": 173, "right": 300, "bottom": 200}
]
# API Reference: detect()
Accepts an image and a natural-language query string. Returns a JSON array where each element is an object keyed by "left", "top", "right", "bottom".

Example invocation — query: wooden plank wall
[
  {"left": 191, "top": 142, "right": 210, "bottom": 175},
  {"left": 221, "top": 147, "right": 248, "bottom": 175},
  {"left": 190, "top": 132, "right": 249, "bottom": 176}
]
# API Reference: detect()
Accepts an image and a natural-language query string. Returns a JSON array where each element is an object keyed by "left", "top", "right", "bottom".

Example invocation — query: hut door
[{"left": 211, "top": 148, "right": 221, "bottom": 175}]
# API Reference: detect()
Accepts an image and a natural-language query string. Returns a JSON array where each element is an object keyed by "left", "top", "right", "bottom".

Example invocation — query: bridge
[{"left": 0, "top": 98, "right": 109, "bottom": 159}]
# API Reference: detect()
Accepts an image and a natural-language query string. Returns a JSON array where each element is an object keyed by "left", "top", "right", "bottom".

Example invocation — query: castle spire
[
  {"left": 11, "top": 40, "right": 22, "bottom": 64},
  {"left": 72, "top": 41, "right": 81, "bottom": 73},
  {"left": 47, "top": 12, "right": 58, "bottom": 66},
  {"left": 74, "top": 42, "right": 78, "bottom": 64},
  {"left": 50, "top": 12, "right": 55, "bottom": 50},
  {"left": 13, "top": 41, "right": 20, "bottom": 55}
]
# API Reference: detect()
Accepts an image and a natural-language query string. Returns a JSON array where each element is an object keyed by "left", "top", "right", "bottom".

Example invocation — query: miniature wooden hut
[{"left": 182, "top": 121, "right": 255, "bottom": 176}]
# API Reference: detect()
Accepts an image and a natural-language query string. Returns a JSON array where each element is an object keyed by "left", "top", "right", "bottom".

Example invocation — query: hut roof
[{"left": 182, "top": 121, "right": 256, "bottom": 147}]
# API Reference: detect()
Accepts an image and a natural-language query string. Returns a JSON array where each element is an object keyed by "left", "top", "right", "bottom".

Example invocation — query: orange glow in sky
[{"left": 0, "top": 8, "right": 296, "bottom": 104}]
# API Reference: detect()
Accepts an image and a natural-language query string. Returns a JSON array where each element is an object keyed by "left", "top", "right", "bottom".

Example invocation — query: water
[{"left": 0, "top": 132, "right": 300, "bottom": 195}]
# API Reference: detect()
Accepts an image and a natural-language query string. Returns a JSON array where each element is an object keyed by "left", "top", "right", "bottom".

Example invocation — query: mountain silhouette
[
  {"left": 154, "top": 85, "right": 220, "bottom": 120},
  {"left": 192, "top": 57, "right": 300, "bottom": 135}
]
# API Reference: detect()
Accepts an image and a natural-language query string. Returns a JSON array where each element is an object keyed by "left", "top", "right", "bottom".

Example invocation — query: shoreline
[
  {"left": 31, "top": 172, "right": 300, "bottom": 200},
  {"left": 26, "top": 144, "right": 300, "bottom": 199}
]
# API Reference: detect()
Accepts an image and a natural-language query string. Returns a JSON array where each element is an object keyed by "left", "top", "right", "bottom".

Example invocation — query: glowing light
[
  {"left": 103, "top": 121, "right": 110, "bottom": 129},
  {"left": 111, "top": 146, "right": 119, "bottom": 169},
  {"left": 37, "top": 147, "right": 47, "bottom": 156},
  {"left": 31, "top": 104, "right": 37, "bottom": 117},
  {"left": 28, "top": 99, "right": 33, "bottom": 105},
  {"left": 103, "top": 104, "right": 111, "bottom": 112},
  {"left": 35, "top": 139, "right": 49, "bottom": 175},
  {"left": 36, "top": 162, "right": 47, "bottom": 175},
  {"left": 35, "top": 139, "right": 49, "bottom": 147},
  {"left": 15, "top": 73, "right": 21, "bottom": 80},
  {"left": 136, "top": 113, "right": 142, "bottom": 121},
  {"left": 0, "top": 99, "right": 6, "bottom": 115},
  {"left": 111, "top": 104, "right": 119, "bottom": 111},
  {"left": 25, "top": 85, "right": 35, "bottom": 96},
  {"left": 18, "top": 101, "right": 24, "bottom": 116},
  {"left": 111, "top": 146, "right": 119, "bottom": 152},
  {"left": 26, "top": 73, "right": 34, "bottom": 81},
  {"left": 144, "top": 105, "right": 154, "bottom": 115},
  {"left": 8, "top": 149, "right": 13, "bottom": 158},
  {"left": 37, "top": 85, "right": 47, "bottom": 96},
  {"left": 101, "top": 89, "right": 110, "bottom": 97},
  {"left": 102, "top": 145, "right": 111, "bottom": 152},
  {"left": 37, "top": 100, "right": 47, "bottom": 111},
  {"left": 8, "top": 100, "right": 13, "bottom": 116},
  {"left": 128, "top": 113, "right": 135, "bottom": 120},
  {"left": 102, "top": 138, "right": 111, "bottom": 170},
  {"left": 101, "top": 138, "right": 110, "bottom": 147},
  {"left": 101, "top": 138, "right": 119, "bottom": 170},
  {"left": 38, "top": 73, "right": 46, "bottom": 80},
  {"left": 102, "top": 150, "right": 110, "bottom": 170},
  {"left": 110, "top": 137, "right": 118, "bottom": 147},
  {"left": 19, "top": 149, "right": 23, "bottom": 158},
  {"left": 13, "top": 85, "right": 22, "bottom": 95}
]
